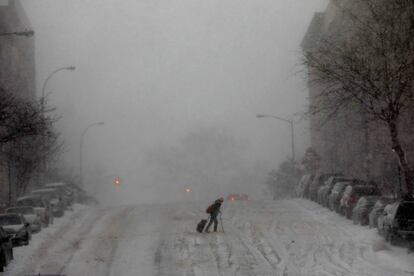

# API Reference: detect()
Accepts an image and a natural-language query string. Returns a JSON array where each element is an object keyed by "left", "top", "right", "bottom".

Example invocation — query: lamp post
[
  {"left": 38, "top": 66, "right": 75, "bottom": 185},
  {"left": 80, "top": 122, "right": 104, "bottom": 188},
  {"left": 0, "top": 29, "right": 34, "bottom": 37},
  {"left": 256, "top": 114, "right": 295, "bottom": 163},
  {"left": 41, "top": 66, "right": 76, "bottom": 111}
]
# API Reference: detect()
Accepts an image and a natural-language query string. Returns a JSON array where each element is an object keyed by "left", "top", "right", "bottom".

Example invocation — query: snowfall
[{"left": 3, "top": 199, "right": 414, "bottom": 276}]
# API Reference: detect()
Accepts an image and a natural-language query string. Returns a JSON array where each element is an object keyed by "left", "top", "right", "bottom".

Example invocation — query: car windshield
[
  {"left": 333, "top": 183, "right": 346, "bottom": 192},
  {"left": 6, "top": 207, "right": 34, "bottom": 215},
  {"left": 396, "top": 203, "right": 414, "bottom": 219},
  {"left": 17, "top": 198, "right": 44, "bottom": 208},
  {"left": 353, "top": 186, "right": 376, "bottom": 195},
  {"left": 356, "top": 199, "right": 367, "bottom": 207},
  {"left": 0, "top": 216, "right": 22, "bottom": 225},
  {"left": 33, "top": 191, "right": 56, "bottom": 200}
]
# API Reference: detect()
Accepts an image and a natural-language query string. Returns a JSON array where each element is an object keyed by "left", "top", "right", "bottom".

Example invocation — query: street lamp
[
  {"left": 38, "top": 66, "right": 76, "bottom": 184},
  {"left": 80, "top": 122, "right": 104, "bottom": 188},
  {"left": 41, "top": 66, "right": 76, "bottom": 111},
  {"left": 0, "top": 29, "right": 34, "bottom": 37},
  {"left": 256, "top": 114, "right": 295, "bottom": 163}
]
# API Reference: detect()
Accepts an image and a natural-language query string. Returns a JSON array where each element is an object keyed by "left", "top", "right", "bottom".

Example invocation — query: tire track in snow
[{"left": 60, "top": 206, "right": 133, "bottom": 276}]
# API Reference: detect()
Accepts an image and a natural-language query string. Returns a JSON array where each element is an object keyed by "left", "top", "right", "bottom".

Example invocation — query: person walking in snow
[{"left": 205, "top": 197, "right": 223, "bottom": 233}]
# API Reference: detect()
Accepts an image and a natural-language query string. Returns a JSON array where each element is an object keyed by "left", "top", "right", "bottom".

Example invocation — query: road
[{"left": 4, "top": 199, "right": 414, "bottom": 276}]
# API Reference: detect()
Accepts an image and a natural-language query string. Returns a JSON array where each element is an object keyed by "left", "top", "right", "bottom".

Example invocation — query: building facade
[
  {"left": 0, "top": 0, "right": 36, "bottom": 203},
  {"left": 302, "top": 0, "right": 414, "bottom": 191}
]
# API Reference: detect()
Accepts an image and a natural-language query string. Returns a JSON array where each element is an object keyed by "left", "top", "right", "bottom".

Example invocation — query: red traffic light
[{"left": 113, "top": 177, "right": 121, "bottom": 186}]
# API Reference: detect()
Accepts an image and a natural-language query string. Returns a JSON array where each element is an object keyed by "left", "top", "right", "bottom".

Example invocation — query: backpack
[{"left": 206, "top": 204, "right": 214, "bottom": 214}]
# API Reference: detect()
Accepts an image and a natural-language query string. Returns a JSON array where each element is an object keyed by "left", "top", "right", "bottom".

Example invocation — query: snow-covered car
[
  {"left": 339, "top": 185, "right": 379, "bottom": 219},
  {"left": 16, "top": 195, "right": 53, "bottom": 227},
  {"left": 6, "top": 206, "right": 42, "bottom": 233},
  {"left": 0, "top": 214, "right": 31, "bottom": 247},
  {"left": 0, "top": 226, "right": 13, "bottom": 272},
  {"left": 328, "top": 181, "right": 350, "bottom": 212},
  {"left": 352, "top": 196, "right": 380, "bottom": 225},
  {"left": 43, "top": 183, "right": 74, "bottom": 208},
  {"left": 368, "top": 197, "right": 395, "bottom": 228},
  {"left": 31, "top": 188, "right": 65, "bottom": 217},
  {"left": 308, "top": 173, "right": 342, "bottom": 201},
  {"left": 317, "top": 176, "right": 351, "bottom": 206},
  {"left": 296, "top": 174, "right": 314, "bottom": 198},
  {"left": 377, "top": 200, "right": 414, "bottom": 245}
]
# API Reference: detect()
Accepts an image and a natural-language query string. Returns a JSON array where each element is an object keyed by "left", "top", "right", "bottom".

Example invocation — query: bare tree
[
  {"left": 0, "top": 89, "right": 46, "bottom": 144},
  {"left": 303, "top": 0, "right": 414, "bottom": 196},
  {"left": 266, "top": 159, "right": 302, "bottom": 199},
  {"left": 0, "top": 89, "right": 62, "bottom": 199},
  {"left": 7, "top": 123, "right": 62, "bottom": 197}
]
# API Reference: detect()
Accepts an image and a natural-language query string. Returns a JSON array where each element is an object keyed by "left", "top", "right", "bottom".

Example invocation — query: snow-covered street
[{"left": 4, "top": 199, "right": 414, "bottom": 276}]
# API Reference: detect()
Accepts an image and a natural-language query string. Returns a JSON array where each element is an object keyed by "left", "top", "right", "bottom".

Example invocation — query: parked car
[
  {"left": 296, "top": 174, "right": 314, "bottom": 198},
  {"left": 0, "top": 214, "right": 31, "bottom": 247},
  {"left": 227, "top": 194, "right": 248, "bottom": 201},
  {"left": 16, "top": 195, "right": 53, "bottom": 227},
  {"left": 6, "top": 206, "right": 41, "bottom": 233},
  {"left": 64, "top": 181, "right": 84, "bottom": 202},
  {"left": 0, "top": 226, "right": 13, "bottom": 272},
  {"left": 43, "top": 183, "right": 74, "bottom": 208},
  {"left": 31, "top": 188, "right": 65, "bottom": 217},
  {"left": 369, "top": 197, "right": 395, "bottom": 228},
  {"left": 377, "top": 200, "right": 414, "bottom": 245},
  {"left": 317, "top": 176, "right": 351, "bottom": 206},
  {"left": 352, "top": 196, "right": 381, "bottom": 225},
  {"left": 339, "top": 185, "right": 379, "bottom": 219},
  {"left": 308, "top": 173, "right": 342, "bottom": 201},
  {"left": 328, "top": 181, "right": 351, "bottom": 212}
]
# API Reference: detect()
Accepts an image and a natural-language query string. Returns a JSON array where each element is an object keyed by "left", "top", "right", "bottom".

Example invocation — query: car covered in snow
[
  {"left": 369, "top": 197, "right": 395, "bottom": 228},
  {"left": 31, "top": 188, "right": 65, "bottom": 217},
  {"left": 296, "top": 174, "right": 314, "bottom": 198},
  {"left": 308, "top": 173, "right": 342, "bottom": 201},
  {"left": 352, "top": 196, "right": 381, "bottom": 225},
  {"left": 328, "top": 181, "right": 351, "bottom": 212},
  {"left": 43, "top": 182, "right": 75, "bottom": 208},
  {"left": 339, "top": 184, "right": 379, "bottom": 219},
  {"left": 377, "top": 200, "right": 414, "bottom": 245},
  {"left": 16, "top": 195, "right": 53, "bottom": 227},
  {"left": 0, "top": 214, "right": 31, "bottom": 247},
  {"left": 0, "top": 226, "right": 13, "bottom": 272},
  {"left": 6, "top": 206, "right": 42, "bottom": 233},
  {"left": 227, "top": 194, "right": 248, "bottom": 201},
  {"left": 317, "top": 176, "right": 351, "bottom": 207}
]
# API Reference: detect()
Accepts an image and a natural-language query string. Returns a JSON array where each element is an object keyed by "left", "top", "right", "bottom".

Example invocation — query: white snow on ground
[{"left": 2, "top": 199, "right": 414, "bottom": 276}]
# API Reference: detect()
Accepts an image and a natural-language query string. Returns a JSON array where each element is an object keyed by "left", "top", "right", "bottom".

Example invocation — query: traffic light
[
  {"left": 185, "top": 188, "right": 192, "bottom": 193},
  {"left": 113, "top": 177, "right": 121, "bottom": 186}
]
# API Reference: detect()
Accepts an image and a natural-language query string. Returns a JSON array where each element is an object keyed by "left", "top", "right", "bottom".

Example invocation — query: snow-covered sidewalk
[{"left": 3, "top": 204, "right": 100, "bottom": 275}]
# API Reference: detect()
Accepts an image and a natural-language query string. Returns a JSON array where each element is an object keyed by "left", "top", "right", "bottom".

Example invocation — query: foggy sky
[{"left": 20, "top": 0, "right": 327, "bottom": 203}]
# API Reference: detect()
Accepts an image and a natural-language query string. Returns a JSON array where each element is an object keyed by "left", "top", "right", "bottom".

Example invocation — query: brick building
[
  {"left": 0, "top": 0, "right": 36, "bottom": 203},
  {"left": 301, "top": 1, "right": 414, "bottom": 191}
]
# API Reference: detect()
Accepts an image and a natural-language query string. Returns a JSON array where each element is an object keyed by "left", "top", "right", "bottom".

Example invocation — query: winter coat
[{"left": 209, "top": 202, "right": 222, "bottom": 217}]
